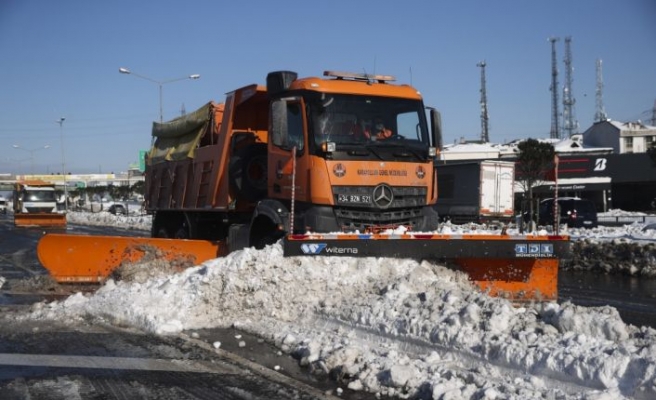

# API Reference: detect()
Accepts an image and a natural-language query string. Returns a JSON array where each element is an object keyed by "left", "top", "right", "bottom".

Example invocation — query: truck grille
[{"left": 332, "top": 185, "right": 427, "bottom": 230}]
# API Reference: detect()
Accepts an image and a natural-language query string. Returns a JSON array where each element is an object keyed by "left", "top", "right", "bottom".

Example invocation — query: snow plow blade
[
  {"left": 37, "top": 234, "right": 224, "bottom": 283},
  {"left": 283, "top": 233, "right": 570, "bottom": 302},
  {"left": 14, "top": 213, "right": 67, "bottom": 227}
]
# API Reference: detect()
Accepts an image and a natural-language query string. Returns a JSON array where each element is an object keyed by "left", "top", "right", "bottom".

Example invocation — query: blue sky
[{"left": 1, "top": 0, "right": 654, "bottom": 174}]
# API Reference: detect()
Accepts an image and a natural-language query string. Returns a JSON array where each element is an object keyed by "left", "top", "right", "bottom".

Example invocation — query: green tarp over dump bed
[{"left": 148, "top": 102, "right": 220, "bottom": 164}]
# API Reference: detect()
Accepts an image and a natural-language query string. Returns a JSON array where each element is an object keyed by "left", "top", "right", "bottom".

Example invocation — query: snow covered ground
[{"left": 9, "top": 210, "right": 656, "bottom": 399}]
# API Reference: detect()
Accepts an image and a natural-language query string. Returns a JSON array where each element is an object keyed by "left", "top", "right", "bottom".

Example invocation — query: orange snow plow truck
[
  {"left": 14, "top": 180, "right": 67, "bottom": 227},
  {"left": 38, "top": 70, "right": 569, "bottom": 301}
]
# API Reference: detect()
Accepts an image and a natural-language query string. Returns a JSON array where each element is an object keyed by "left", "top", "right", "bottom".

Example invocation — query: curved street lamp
[
  {"left": 119, "top": 67, "right": 200, "bottom": 122},
  {"left": 12, "top": 144, "right": 51, "bottom": 175}
]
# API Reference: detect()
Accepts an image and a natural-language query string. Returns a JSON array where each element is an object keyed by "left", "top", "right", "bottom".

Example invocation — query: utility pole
[
  {"left": 594, "top": 59, "right": 608, "bottom": 123},
  {"left": 562, "top": 37, "right": 578, "bottom": 137},
  {"left": 477, "top": 61, "right": 489, "bottom": 143},
  {"left": 549, "top": 37, "right": 560, "bottom": 139},
  {"left": 56, "top": 117, "right": 68, "bottom": 212}
]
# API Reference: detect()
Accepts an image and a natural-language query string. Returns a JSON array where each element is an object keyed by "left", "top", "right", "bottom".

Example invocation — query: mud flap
[
  {"left": 283, "top": 233, "right": 570, "bottom": 302},
  {"left": 38, "top": 234, "right": 224, "bottom": 283}
]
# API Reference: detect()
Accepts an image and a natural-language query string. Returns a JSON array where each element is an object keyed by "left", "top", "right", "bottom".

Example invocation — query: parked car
[
  {"left": 107, "top": 204, "right": 127, "bottom": 215},
  {"left": 0, "top": 196, "right": 6, "bottom": 214},
  {"left": 538, "top": 197, "right": 598, "bottom": 228}
]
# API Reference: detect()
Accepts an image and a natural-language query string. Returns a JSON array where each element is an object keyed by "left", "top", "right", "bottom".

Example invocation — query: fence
[{"left": 597, "top": 215, "right": 656, "bottom": 226}]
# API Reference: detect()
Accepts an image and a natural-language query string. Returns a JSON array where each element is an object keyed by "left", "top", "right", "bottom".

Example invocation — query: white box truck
[{"left": 435, "top": 160, "right": 515, "bottom": 224}]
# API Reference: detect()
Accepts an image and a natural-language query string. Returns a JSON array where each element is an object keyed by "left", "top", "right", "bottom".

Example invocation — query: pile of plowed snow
[{"left": 17, "top": 243, "right": 656, "bottom": 400}]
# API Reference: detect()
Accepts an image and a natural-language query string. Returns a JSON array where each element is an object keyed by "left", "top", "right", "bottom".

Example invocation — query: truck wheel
[
  {"left": 227, "top": 224, "right": 250, "bottom": 253},
  {"left": 152, "top": 213, "right": 170, "bottom": 238},
  {"left": 153, "top": 226, "right": 169, "bottom": 238},
  {"left": 173, "top": 220, "right": 193, "bottom": 239},
  {"left": 252, "top": 231, "right": 284, "bottom": 250},
  {"left": 229, "top": 144, "right": 268, "bottom": 202}
]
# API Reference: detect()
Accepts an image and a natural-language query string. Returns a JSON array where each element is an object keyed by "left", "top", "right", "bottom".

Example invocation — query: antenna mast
[
  {"left": 477, "top": 61, "right": 490, "bottom": 142},
  {"left": 594, "top": 59, "right": 608, "bottom": 122},
  {"left": 549, "top": 37, "right": 560, "bottom": 139},
  {"left": 562, "top": 37, "right": 578, "bottom": 137}
]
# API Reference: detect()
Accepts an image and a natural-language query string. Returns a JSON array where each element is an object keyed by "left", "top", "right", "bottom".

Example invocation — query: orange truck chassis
[{"left": 33, "top": 70, "right": 571, "bottom": 302}]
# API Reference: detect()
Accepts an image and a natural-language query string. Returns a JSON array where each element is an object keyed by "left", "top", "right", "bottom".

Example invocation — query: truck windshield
[
  {"left": 309, "top": 94, "right": 429, "bottom": 149},
  {"left": 24, "top": 190, "right": 56, "bottom": 202}
]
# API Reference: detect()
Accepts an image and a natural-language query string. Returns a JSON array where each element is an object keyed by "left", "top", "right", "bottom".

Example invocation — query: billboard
[{"left": 139, "top": 150, "right": 147, "bottom": 172}]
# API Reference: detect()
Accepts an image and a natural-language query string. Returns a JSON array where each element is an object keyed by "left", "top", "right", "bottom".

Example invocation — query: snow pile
[
  {"left": 564, "top": 240, "right": 656, "bottom": 277},
  {"left": 66, "top": 210, "right": 151, "bottom": 231},
  {"left": 20, "top": 243, "right": 656, "bottom": 399}
]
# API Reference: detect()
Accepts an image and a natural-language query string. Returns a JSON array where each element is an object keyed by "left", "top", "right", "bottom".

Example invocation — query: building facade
[{"left": 583, "top": 120, "right": 656, "bottom": 154}]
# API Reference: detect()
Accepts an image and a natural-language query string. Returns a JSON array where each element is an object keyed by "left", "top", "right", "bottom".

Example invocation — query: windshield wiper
[
  {"left": 347, "top": 148, "right": 370, "bottom": 156},
  {"left": 361, "top": 144, "right": 385, "bottom": 160},
  {"left": 365, "top": 140, "right": 426, "bottom": 160}
]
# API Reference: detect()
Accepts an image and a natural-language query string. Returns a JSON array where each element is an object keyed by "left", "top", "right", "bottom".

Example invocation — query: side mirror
[{"left": 429, "top": 108, "right": 443, "bottom": 151}]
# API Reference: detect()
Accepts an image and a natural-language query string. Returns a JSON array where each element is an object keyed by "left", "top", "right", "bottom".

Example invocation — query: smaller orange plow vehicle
[{"left": 13, "top": 180, "right": 67, "bottom": 228}]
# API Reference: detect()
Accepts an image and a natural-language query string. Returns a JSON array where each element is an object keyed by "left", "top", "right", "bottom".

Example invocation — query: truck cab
[{"left": 263, "top": 71, "right": 442, "bottom": 234}]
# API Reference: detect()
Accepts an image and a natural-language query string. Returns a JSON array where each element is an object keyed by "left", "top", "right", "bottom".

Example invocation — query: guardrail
[{"left": 598, "top": 215, "right": 656, "bottom": 226}]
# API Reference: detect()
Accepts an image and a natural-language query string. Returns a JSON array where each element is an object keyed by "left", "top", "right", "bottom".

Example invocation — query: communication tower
[
  {"left": 477, "top": 61, "right": 490, "bottom": 143},
  {"left": 594, "top": 59, "right": 607, "bottom": 122},
  {"left": 562, "top": 37, "right": 578, "bottom": 137},
  {"left": 549, "top": 37, "right": 560, "bottom": 139}
]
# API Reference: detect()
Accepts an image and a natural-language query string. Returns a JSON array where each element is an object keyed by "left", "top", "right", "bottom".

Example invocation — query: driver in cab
[{"left": 363, "top": 118, "right": 393, "bottom": 140}]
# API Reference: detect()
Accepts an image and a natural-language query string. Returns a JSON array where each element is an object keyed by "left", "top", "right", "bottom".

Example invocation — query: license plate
[{"left": 337, "top": 194, "right": 372, "bottom": 204}]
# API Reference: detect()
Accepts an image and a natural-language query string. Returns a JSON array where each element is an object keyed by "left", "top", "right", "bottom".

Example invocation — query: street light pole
[
  {"left": 12, "top": 144, "right": 51, "bottom": 175},
  {"left": 56, "top": 117, "right": 68, "bottom": 212},
  {"left": 118, "top": 67, "right": 200, "bottom": 122}
]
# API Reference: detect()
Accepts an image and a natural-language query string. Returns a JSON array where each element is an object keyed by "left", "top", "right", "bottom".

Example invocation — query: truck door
[{"left": 268, "top": 98, "right": 310, "bottom": 202}]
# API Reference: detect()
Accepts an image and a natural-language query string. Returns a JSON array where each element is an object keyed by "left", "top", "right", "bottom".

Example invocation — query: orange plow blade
[
  {"left": 37, "top": 234, "right": 224, "bottom": 283},
  {"left": 15, "top": 213, "right": 67, "bottom": 227},
  {"left": 283, "top": 233, "right": 570, "bottom": 302},
  {"left": 450, "top": 258, "right": 559, "bottom": 302}
]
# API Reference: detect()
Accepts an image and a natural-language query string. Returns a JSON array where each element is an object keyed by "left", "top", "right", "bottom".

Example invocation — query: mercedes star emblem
[{"left": 372, "top": 184, "right": 394, "bottom": 208}]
